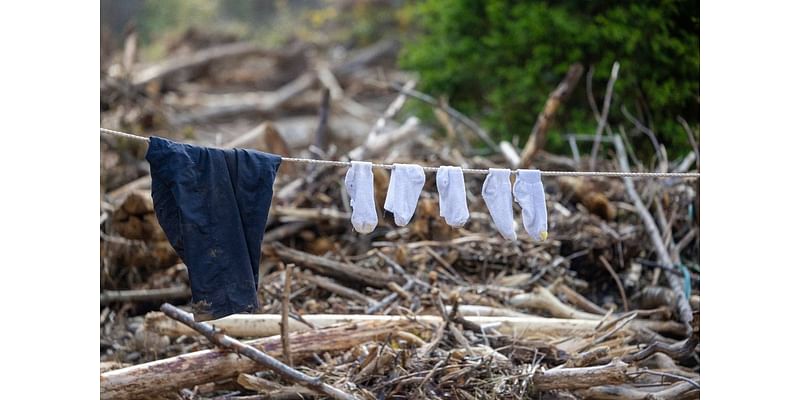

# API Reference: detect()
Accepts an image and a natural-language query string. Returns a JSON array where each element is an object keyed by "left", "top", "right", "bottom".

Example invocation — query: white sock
[
  {"left": 384, "top": 163, "right": 426, "bottom": 226},
  {"left": 513, "top": 169, "right": 548, "bottom": 241},
  {"left": 481, "top": 168, "right": 516, "bottom": 240},
  {"left": 345, "top": 161, "right": 378, "bottom": 233},
  {"left": 436, "top": 166, "right": 469, "bottom": 227}
]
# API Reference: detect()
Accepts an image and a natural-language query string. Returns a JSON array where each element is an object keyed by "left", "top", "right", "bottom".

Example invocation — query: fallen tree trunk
[
  {"left": 101, "top": 318, "right": 409, "bottom": 400},
  {"left": 144, "top": 312, "right": 622, "bottom": 338}
]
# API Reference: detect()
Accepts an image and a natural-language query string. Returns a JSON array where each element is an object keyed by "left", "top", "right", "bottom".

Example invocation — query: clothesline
[{"left": 100, "top": 127, "right": 700, "bottom": 179}]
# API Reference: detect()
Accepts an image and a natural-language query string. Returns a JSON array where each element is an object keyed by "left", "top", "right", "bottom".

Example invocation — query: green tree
[{"left": 400, "top": 0, "right": 699, "bottom": 158}]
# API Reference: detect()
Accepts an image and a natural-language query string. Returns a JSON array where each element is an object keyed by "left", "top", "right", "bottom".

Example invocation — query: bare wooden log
[
  {"left": 509, "top": 287, "right": 686, "bottom": 335},
  {"left": 534, "top": 359, "right": 628, "bottom": 390},
  {"left": 612, "top": 135, "right": 693, "bottom": 328},
  {"left": 172, "top": 73, "right": 316, "bottom": 125},
  {"left": 271, "top": 242, "right": 402, "bottom": 288},
  {"left": 100, "top": 286, "right": 191, "bottom": 305},
  {"left": 347, "top": 116, "right": 419, "bottom": 160},
  {"left": 131, "top": 42, "right": 268, "bottom": 87},
  {"left": 145, "top": 313, "right": 614, "bottom": 339},
  {"left": 102, "top": 310, "right": 402, "bottom": 399},
  {"left": 519, "top": 63, "right": 584, "bottom": 168},
  {"left": 159, "top": 304, "right": 358, "bottom": 400}
]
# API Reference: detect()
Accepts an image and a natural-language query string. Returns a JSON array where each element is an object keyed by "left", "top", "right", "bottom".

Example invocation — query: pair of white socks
[
  {"left": 481, "top": 168, "right": 548, "bottom": 241},
  {"left": 346, "top": 162, "right": 426, "bottom": 232}
]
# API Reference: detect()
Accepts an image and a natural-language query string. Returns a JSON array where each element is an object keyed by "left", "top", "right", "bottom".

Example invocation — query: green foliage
[{"left": 400, "top": 0, "right": 699, "bottom": 158}]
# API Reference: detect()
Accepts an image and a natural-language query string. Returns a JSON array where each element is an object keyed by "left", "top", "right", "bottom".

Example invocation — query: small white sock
[
  {"left": 384, "top": 163, "right": 426, "bottom": 226},
  {"left": 345, "top": 161, "right": 378, "bottom": 233},
  {"left": 481, "top": 168, "right": 516, "bottom": 240},
  {"left": 436, "top": 166, "right": 469, "bottom": 227},
  {"left": 513, "top": 169, "right": 548, "bottom": 241}
]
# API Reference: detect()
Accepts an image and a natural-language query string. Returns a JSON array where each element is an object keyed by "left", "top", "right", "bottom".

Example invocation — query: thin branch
[
  {"left": 600, "top": 255, "right": 629, "bottom": 312},
  {"left": 159, "top": 303, "right": 360, "bottom": 400},
  {"left": 589, "top": 61, "right": 620, "bottom": 170},
  {"left": 281, "top": 264, "right": 294, "bottom": 366},
  {"left": 621, "top": 105, "right": 668, "bottom": 168},
  {"left": 628, "top": 369, "right": 700, "bottom": 388},
  {"left": 677, "top": 116, "right": 699, "bottom": 169},
  {"left": 374, "top": 80, "right": 500, "bottom": 151}
]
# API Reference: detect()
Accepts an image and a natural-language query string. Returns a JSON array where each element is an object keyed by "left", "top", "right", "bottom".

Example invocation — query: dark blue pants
[{"left": 146, "top": 136, "right": 281, "bottom": 320}]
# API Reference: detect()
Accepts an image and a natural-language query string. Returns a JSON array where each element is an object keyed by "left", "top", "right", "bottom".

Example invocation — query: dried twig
[
  {"left": 281, "top": 264, "right": 294, "bottom": 366},
  {"left": 599, "top": 255, "right": 629, "bottom": 312},
  {"left": 375, "top": 80, "right": 499, "bottom": 151},
  {"left": 589, "top": 61, "right": 620, "bottom": 170}
]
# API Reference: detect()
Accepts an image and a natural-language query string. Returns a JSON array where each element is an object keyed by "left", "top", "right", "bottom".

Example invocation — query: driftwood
[
  {"left": 270, "top": 242, "right": 402, "bottom": 288},
  {"left": 347, "top": 116, "right": 420, "bottom": 160},
  {"left": 101, "top": 316, "right": 410, "bottom": 399},
  {"left": 534, "top": 359, "right": 629, "bottom": 390},
  {"left": 519, "top": 63, "right": 584, "bottom": 168},
  {"left": 159, "top": 304, "right": 358, "bottom": 400},
  {"left": 509, "top": 286, "right": 685, "bottom": 336},
  {"left": 171, "top": 73, "right": 316, "bottom": 125},
  {"left": 100, "top": 286, "right": 191, "bottom": 305},
  {"left": 297, "top": 270, "right": 377, "bottom": 306},
  {"left": 144, "top": 312, "right": 621, "bottom": 339},
  {"left": 132, "top": 42, "right": 268, "bottom": 87}
]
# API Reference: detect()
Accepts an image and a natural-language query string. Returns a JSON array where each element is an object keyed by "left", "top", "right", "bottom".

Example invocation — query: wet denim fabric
[{"left": 146, "top": 136, "right": 281, "bottom": 320}]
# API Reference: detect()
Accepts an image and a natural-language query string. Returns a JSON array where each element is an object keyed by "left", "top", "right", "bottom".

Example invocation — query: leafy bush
[{"left": 400, "top": 0, "right": 699, "bottom": 158}]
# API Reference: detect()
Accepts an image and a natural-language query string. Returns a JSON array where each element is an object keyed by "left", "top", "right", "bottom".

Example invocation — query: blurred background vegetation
[{"left": 101, "top": 0, "right": 699, "bottom": 161}]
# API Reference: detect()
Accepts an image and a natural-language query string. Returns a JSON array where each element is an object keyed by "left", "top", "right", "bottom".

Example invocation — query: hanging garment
[
  {"left": 513, "top": 169, "right": 548, "bottom": 241},
  {"left": 384, "top": 163, "right": 426, "bottom": 226},
  {"left": 481, "top": 168, "right": 517, "bottom": 240},
  {"left": 146, "top": 136, "right": 282, "bottom": 321},
  {"left": 345, "top": 161, "right": 378, "bottom": 233},
  {"left": 436, "top": 166, "right": 469, "bottom": 228}
]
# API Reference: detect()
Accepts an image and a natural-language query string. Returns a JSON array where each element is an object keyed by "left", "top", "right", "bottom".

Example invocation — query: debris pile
[{"left": 101, "top": 29, "right": 699, "bottom": 399}]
